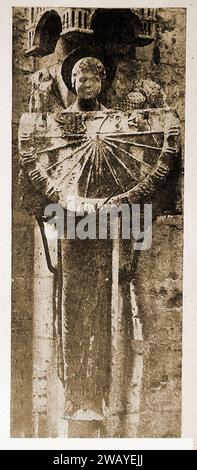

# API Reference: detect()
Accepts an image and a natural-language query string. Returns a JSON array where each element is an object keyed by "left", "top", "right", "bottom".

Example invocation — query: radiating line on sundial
[
  {"left": 84, "top": 144, "right": 97, "bottom": 198},
  {"left": 95, "top": 143, "right": 100, "bottom": 179},
  {"left": 152, "top": 133, "right": 163, "bottom": 148},
  {"left": 103, "top": 140, "right": 139, "bottom": 183},
  {"left": 100, "top": 143, "right": 125, "bottom": 192},
  {"left": 57, "top": 142, "right": 94, "bottom": 189},
  {"left": 37, "top": 136, "right": 88, "bottom": 156},
  {"left": 103, "top": 137, "right": 152, "bottom": 172},
  {"left": 69, "top": 145, "right": 96, "bottom": 192},
  {"left": 104, "top": 131, "right": 163, "bottom": 137},
  {"left": 45, "top": 139, "right": 92, "bottom": 172},
  {"left": 105, "top": 136, "right": 162, "bottom": 151}
]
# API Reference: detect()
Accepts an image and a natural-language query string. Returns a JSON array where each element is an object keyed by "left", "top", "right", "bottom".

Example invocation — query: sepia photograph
[
  {"left": 0, "top": 0, "right": 195, "bottom": 454},
  {"left": 11, "top": 5, "right": 186, "bottom": 440}
]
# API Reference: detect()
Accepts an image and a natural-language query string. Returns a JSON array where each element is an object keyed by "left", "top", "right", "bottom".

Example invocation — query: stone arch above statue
[
  {"left": 25, "top": 10, "right": 62, "bottom": 57},
  {"left": 24, "top": 8, "right": 155, "bottom": 59},
  {"left": 90, "top": 8, "right": 154, "bottom": 57}
]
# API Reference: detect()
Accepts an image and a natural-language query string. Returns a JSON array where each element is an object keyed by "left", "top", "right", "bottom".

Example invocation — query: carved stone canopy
[{"left": 91, "top": 9, "right": 154, "bottom": 47}]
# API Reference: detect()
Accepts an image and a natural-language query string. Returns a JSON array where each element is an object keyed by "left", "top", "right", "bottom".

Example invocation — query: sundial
[{"left": 19, "top": 108, "right": 180, "bottom": 211}]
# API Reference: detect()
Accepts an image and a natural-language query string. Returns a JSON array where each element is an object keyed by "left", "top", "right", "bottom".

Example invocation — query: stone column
[{"left": 33, "top": 223, "right": 66, "bottom": 437}]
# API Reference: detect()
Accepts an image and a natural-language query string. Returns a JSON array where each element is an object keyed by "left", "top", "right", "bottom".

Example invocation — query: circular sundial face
[{"left": 19, "top": 108, "right": 180, "bottom": 211}]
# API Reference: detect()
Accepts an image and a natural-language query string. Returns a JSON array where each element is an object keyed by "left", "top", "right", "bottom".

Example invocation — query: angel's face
[{"left": 74, "top": 71, "right": 102, "bottom": 101}]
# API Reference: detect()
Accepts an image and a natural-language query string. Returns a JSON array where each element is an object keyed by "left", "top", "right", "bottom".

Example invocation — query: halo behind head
[{"left": 61, "top": 46, "right": 116, "bottom": 92}]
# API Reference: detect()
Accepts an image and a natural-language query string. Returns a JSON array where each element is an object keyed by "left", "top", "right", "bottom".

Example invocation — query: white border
[{"left": 0, "top": 0, "right": 196, "bottom": 450}]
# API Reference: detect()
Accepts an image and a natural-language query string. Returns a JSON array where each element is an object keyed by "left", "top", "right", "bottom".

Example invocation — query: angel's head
[{"left": 71, "top": 57, "right": 106, "bottom": 100}]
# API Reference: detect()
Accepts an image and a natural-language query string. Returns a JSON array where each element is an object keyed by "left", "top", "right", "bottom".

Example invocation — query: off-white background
[{"left": 0, "top": 0, "right": 196, "bottom": 450}]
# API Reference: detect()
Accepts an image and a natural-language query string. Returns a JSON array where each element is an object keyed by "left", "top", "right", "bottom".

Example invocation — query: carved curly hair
[{"left": 71, "top": 57, "right": 106, "bottom": 89}]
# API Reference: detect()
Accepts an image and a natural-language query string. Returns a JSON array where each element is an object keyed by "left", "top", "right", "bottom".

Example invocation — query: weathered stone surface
[
  {"left": 134, "top": 215, "right": 182, "bottom": 437},
  {"left": 11, "top": 334, "right": 33, "bottom": 437},
  {"left": 11, "top": 8, "right": 35, "bottom": 437},
  {"left": 138, "top": 410, "right": 181, "bottom": 438}
]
